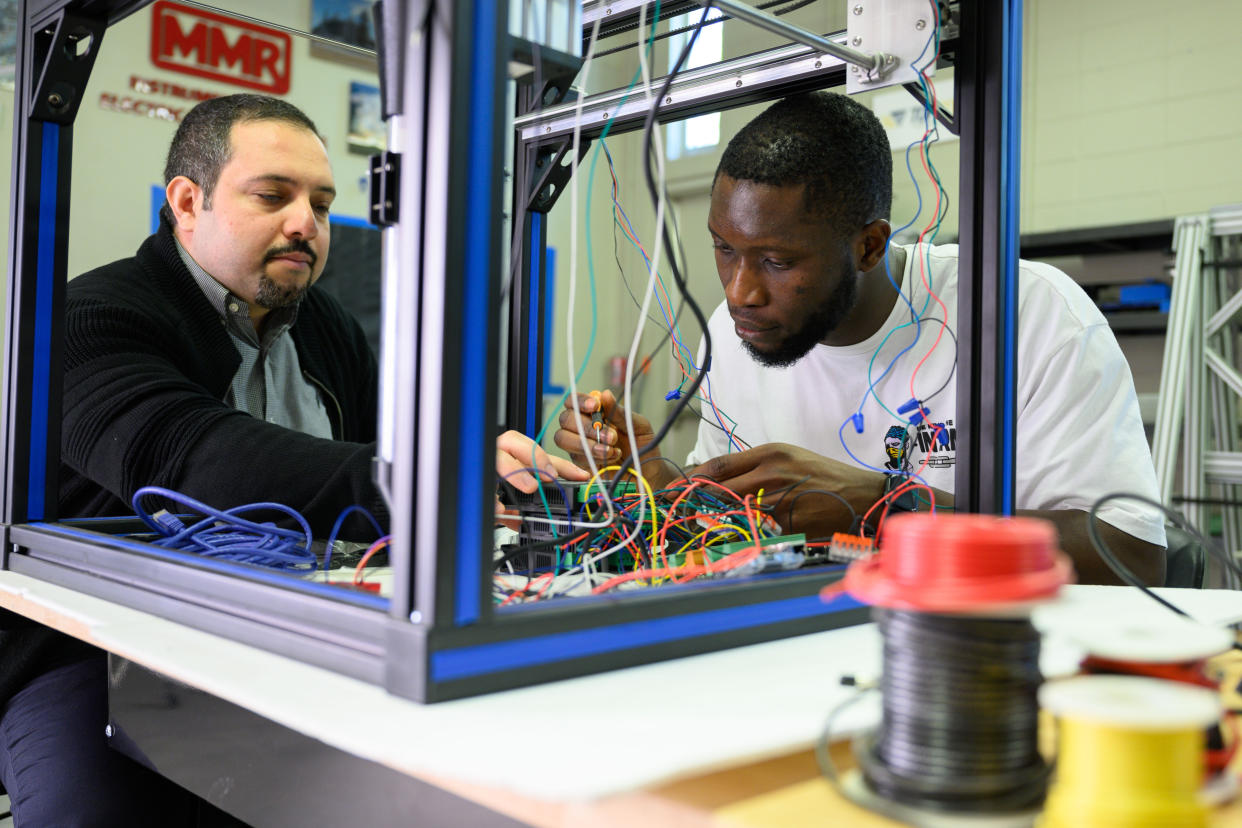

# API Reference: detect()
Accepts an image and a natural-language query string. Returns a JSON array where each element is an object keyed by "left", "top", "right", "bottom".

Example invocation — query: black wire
[
  {"left": 856, "top": 609, "right": 1050, "bottom": 812},
  {"left": 1171, "top": 494, "right": 1242, "bottom": 509},
  {"left": 786, "top": 488, "right": 859, "bottom": 535},
  {"left": 913, "top": 315, "right": 957, "bottom": 403},
  {"left": 1087, "top": 492, "right": 1242, "bottom": 629}
]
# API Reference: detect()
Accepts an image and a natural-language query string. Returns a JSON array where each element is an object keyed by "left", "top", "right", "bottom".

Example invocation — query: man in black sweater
[{"left": 0, "top": 95, "right": 584, "bottom": 826}]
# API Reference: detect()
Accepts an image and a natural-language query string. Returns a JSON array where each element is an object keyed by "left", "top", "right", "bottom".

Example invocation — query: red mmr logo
[{"left": 150, "top": 1, "right": 291, "bottom": 95}]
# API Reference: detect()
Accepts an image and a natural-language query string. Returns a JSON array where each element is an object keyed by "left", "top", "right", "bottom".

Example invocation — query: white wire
[{"left": 564, "top": 17, "right": 620, "bottom": 532}]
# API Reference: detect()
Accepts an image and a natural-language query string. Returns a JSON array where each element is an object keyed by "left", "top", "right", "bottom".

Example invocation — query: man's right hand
[{"left": 554, "top": 390, "right": 663, "bottom": 478}]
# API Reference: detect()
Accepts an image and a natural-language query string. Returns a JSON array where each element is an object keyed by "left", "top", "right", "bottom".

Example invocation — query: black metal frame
[{"left": 3, "top": 0, "right": 1018, "bottom": 706}]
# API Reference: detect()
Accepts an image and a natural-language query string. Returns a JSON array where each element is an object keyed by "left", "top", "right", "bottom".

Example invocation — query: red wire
[{"left": 352, "top": 536, "right": 391, "bottom": 586}]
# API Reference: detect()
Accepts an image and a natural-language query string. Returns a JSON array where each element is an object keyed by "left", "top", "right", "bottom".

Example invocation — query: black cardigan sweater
[{"left": 0, "top": 219, "right": 386, "bottom": 706}]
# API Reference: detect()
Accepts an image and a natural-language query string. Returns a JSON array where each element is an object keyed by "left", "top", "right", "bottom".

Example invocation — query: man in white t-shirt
[{"left": 554, "top": 91, "right": 1165, "bottom": 585}]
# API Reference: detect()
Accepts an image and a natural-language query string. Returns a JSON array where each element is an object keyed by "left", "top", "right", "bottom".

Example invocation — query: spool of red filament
[{"left": 844, "top": 512, "right": 1075, "bottom": 612}]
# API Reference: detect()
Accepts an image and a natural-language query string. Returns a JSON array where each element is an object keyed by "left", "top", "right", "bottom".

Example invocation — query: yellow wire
[{"left": 584, "top": 464, "right": 660, "bottom": 549}]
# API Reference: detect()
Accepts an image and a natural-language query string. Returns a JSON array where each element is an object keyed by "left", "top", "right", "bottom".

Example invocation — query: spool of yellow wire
[{"left": 1039, "top": 675, "right": 1221, "bottom": 828}]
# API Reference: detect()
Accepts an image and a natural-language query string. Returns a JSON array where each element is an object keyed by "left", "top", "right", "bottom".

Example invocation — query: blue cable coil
[{"left": 131, "top": 486, "right": 382, "bottom": 575}]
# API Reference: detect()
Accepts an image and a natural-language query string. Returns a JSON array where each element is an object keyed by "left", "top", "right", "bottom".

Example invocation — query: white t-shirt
[{"left": 686, "top": 243, "right": 1165, "bottom": 546}]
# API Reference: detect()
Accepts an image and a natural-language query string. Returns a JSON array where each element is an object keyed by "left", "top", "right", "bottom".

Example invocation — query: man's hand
[
  {"left": 691, "top": 443, "right": 886, "bottom": 539},
  {"left": 495, "top": 429, "right": 590, "bottom": 524},
  {"left": 554, "top": 391, "right": 671, "bottom": 485},
  {"left": 496, "top": 429, "right": 589, "bottom": 494}
]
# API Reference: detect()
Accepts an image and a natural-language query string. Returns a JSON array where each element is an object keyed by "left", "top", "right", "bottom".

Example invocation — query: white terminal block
[{"left": 847, "top": 0, "right": 939, "bottom": 95}]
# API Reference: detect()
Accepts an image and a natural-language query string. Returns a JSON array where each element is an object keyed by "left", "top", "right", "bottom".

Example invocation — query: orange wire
[{"left": 352, "top": 536, "right": 391, "bottom": 586}]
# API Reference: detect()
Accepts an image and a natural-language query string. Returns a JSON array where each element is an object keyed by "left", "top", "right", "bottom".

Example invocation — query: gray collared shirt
[{"left": 175, "top": 239, "right": 334, "bottom": 439}]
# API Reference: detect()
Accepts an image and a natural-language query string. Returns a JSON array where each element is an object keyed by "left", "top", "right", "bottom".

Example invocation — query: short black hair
[
  {"left": 714, "top": 91, "right": 892, "bottom": 228},
  {"left": 161, "top": 94, "right": 322, "bottom": 225}
]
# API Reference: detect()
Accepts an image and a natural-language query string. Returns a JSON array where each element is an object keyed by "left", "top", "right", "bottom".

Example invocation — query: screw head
[
  {"left": 545, "top": 126, "right": 551, "bottom": 133},
  {"left": 851, "top": 36, "right": 862, "bottom": 46},
  {"left": 105, "top": 724, "right": 114, "bottom": 737},
  {"left": 851, "top": 65, "right": 860, "bottom": 73},
  {"left": 665, "top": 96, "right": 672, "bottom": 104},
  {"left": 48, "top": 92, "right": 64, "bottom": 107},
  {"left": 916, "top": 19, "right": 927, "bottom": 30},
  {"left": 814, "top": 60, "right": 822, "bottom": 68},
  {"left": 735, "top": 79, "right": 742, "bottom": 87},
  {"left": 410, "top": 610, "right": 423, "bottom": 624},
  {"left": 885, "top": 54, "right": 896, "bottom": 65},
  {"left": 853, "top": 5, "right": 864, "bottom": 14}
]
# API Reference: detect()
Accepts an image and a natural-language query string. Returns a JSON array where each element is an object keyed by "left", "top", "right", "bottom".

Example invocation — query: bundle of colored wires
[
  {"left": 491, "top": 471, "right": 783, "bottom": 604},
  {"left": 132, "top": 485, "right": 317, "bottom": 573}
]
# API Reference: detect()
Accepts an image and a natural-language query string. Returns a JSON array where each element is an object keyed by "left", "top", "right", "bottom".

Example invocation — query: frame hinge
[{"left": 369, "top": 151, "right": 401, "bottom": 227}]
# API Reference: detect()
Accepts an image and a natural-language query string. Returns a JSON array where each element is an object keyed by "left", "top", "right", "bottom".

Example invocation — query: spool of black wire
[
  {"left": 836, "top": 513, "right": 1075, "bottom": 821},
  {"left": 857, "top": 609, "right": 1048, "bottom": 811}
]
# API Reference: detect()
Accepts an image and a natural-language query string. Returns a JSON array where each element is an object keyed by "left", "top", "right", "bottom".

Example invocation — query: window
[{"left": 665, "top": 10, "right": 723, "bottom": 160}]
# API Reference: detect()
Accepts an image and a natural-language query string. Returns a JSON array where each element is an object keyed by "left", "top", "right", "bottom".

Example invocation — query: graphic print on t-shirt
[
  {"left": 882, "top": 424, "right": 908, "bottom": 471},
  {"left": 909, "top": 418, "right": 956, "bottom": 469}
]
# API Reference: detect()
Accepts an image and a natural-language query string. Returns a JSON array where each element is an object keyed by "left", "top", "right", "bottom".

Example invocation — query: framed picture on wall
[
  {"left": 311, "top": 0, "right": 376, "bottom": 63},
  {"left": 347, "top": 81, "right": 384, "bottom": 153},
  {"left": 0, "top": 0, "right": 17, "bottom": 88}
]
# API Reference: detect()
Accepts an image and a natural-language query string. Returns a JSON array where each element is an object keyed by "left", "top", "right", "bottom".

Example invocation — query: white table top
[{"left": 1, "top": 571, "right": 1240, "bottom": 802}]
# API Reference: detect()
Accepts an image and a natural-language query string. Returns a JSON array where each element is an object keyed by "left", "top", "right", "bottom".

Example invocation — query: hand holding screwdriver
[{"left": 553, "top": 389, "right": 673, "bottom": 488}]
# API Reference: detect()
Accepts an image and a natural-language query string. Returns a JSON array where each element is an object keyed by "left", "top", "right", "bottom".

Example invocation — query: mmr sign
[{"left": 150, "top": 1, "right": 292, "bottom": 95}]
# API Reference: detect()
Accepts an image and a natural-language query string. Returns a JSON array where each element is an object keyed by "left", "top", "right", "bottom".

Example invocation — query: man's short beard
[
  {"left": 742, "top": 270, "right": 859, "bottom": 368},
  {"left": 254, "top": 275, "right": 309, "bottom": 310}
]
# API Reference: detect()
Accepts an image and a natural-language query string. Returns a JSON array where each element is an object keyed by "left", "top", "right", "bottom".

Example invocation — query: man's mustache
[{"left": 264, "top": 240, "right": 317, "bottom": 266}]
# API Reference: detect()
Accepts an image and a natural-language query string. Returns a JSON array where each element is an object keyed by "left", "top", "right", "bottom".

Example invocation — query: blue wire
[
  {"left": 131, "top": 486, "right": 317, "bottom": 573},
  {"left": 835, "top": 419, "right": 929, "bottom": 489},
  {"left": 321, "top": 505, "right": 386, "bottom": 572},
  {"left": 839, "top": 14, "right": 944, "bottom": 465}
]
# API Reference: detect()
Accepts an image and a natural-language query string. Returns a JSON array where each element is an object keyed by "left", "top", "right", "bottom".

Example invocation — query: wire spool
[
  {"left": 857, "top": 609, "right": 1048, "bottom": 812},
  {"left": 836, "top": 513, "right": 1075, "bottom": 824},
  {"left": 1031, "top": 602, "right": 1237, "bottom": 779},
  {"left": 1038, "top": 675, "right": 1221, "bottom": 828}
]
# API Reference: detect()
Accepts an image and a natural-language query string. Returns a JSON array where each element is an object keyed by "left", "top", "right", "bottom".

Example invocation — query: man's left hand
[{"left": 691, "top": 443, "right": 884, "bottom": 539}]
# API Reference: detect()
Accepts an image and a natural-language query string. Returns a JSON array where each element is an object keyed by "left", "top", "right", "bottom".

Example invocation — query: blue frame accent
[
  {"left": 28, "top": 124, "right": 61, "bottom": 520},
  {"left": 525, "top": 213, "right": 543, "bottom": 435},
  {"left": 543, "top": 247, "right": 563, "bottom": 397},
  {"left": 999, "top": 0, "right": 1022, "bottom": 515},
  {"left": 454, "top": 0, "right": 499, "bottom": 626},
  {"left": 431, "top": 593, "right": 865, "bottom": 681},
  {"left": 150, "top": 183, "right": 163, "bottom": 233},
  {"left": 28, "top": 522, "right": 390, "bottom": 610},
  {"left": 329, "top": 214, "right": 379, "bottom": 230}
]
